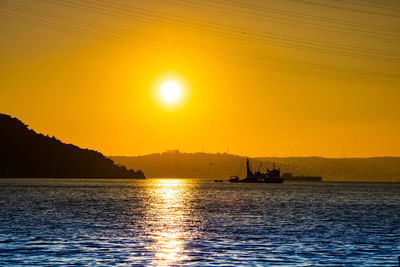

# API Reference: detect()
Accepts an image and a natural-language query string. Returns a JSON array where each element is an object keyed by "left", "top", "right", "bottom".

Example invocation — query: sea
[{"left": 0, "top": 178, "right": 399, "bottom": 266}]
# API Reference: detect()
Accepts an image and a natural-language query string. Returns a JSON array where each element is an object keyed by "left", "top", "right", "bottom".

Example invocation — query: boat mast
[{"left": 246, "top": 158, "right": 253, "bottom": 178}]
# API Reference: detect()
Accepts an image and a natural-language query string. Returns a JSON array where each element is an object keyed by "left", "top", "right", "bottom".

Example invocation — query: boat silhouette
[
  {"left": 229, "top": 159, "right": 283, "bottom": 183},
  {"left": 281, "top": 173, "right": 322, "bottom": 182}
]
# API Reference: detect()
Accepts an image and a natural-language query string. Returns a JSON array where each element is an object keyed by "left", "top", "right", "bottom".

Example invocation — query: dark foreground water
[{"left": 0, "top": 179, "right": 399, "bottom": 266}]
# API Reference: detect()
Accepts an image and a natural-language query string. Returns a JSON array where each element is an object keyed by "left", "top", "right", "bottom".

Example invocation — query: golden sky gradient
[{"left": 1, "top": 0, "right": 399, "bottom": 157}]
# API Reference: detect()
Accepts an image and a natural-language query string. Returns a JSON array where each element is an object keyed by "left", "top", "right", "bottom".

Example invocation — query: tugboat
[{"left": 229, "top": 159, "right": 283, "bottom": 183}]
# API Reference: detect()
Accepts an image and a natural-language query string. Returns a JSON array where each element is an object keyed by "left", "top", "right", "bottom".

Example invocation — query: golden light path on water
[{"left": 144, "top": 179, "right": 192, "bottom": 266}]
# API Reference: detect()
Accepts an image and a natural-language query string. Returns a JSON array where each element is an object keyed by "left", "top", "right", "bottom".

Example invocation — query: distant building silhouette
[{"left": 165, "top": 149, "right": 180, "bottom": 154}]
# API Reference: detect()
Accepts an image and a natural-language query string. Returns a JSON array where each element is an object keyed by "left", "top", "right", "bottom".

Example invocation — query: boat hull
[
  {"left": 229, "top": 177, "right": 283, "bottom": 183},
  {"left": 283, "top": 176, "right": 322, "bottom": 182},
  {"left": 281, "top": 173, "right": 322, "bottom": 182}
]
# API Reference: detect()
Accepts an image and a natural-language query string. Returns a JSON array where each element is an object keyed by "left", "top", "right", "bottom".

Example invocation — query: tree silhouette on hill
[{"left": 0, "top": 114, "right": 144, "bottom": 178}]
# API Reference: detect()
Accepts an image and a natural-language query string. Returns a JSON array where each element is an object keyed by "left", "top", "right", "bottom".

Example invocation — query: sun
[{"left": 160, "top": 81, "right": 182, "bottom": 103}]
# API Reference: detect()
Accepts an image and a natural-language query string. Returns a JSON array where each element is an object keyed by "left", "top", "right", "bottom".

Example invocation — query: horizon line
[{"left": 108, "top": 151, "right": 400, "bottom": 159}]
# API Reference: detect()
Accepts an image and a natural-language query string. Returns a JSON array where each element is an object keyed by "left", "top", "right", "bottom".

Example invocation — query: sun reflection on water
[
  {"left": 145, "top": 179, "right": 190, "bottom": 266},
  {"left": 153, "top": 232, "right": 184, "bottom": 265}
]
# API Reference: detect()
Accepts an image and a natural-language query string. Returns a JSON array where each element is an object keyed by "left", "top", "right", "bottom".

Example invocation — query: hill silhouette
[
  {"left": 0, "top": 114, "right": 144, "bottom": 178},
  {"left": 110, "top": 151, "right": 400, "bottom": 182}
]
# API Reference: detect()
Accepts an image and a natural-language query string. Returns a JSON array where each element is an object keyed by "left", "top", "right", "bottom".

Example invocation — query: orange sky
[{"left": 1, "top": 0, "right": 399, "bottom": 157}]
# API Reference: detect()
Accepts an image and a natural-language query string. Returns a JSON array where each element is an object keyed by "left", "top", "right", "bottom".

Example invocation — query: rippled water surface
[{"left": 0, "top": 179, "right": 399, "bottom": 266}]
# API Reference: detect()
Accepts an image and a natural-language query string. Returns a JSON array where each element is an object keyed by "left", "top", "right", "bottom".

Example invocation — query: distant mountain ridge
[
  {"left": 110, "top": 151, "right": 400, "bottom": 182},
  {"left": 0, "top": 114, "right": 144, "bottom": 178}
]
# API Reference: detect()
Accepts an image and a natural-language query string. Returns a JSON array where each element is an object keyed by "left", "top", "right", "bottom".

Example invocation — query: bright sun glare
[{"left": 160, "top": 81, "right": 182, "bottom": 103}]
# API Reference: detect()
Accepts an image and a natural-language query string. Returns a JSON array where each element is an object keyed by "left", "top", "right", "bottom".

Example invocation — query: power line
[
  {"left": 1, "top": 1, "right": 398, "bottom": 84},
  {"left": 331, "top": 0, "right": 400, "bottom": 11},
  {"left": 178, "top": 0, "right": 400, "bottom": 33},
  {"left": 0, "top": 13, "right": 396, "bottom": 85},
  {"left": 154, "top": 0, "right": 400, "bottom": 41},
  {"left": 347, "top": 0, "right": 400, "bottom": 9},
  {"left": 35, "top": 0, "right": 400, "bottom": 62},
  {"left": 293, "top": 0, "right": 400, "bottom": 18},
  {"left": 90, "top": 0, "right": 400, "bottom": 54}
]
